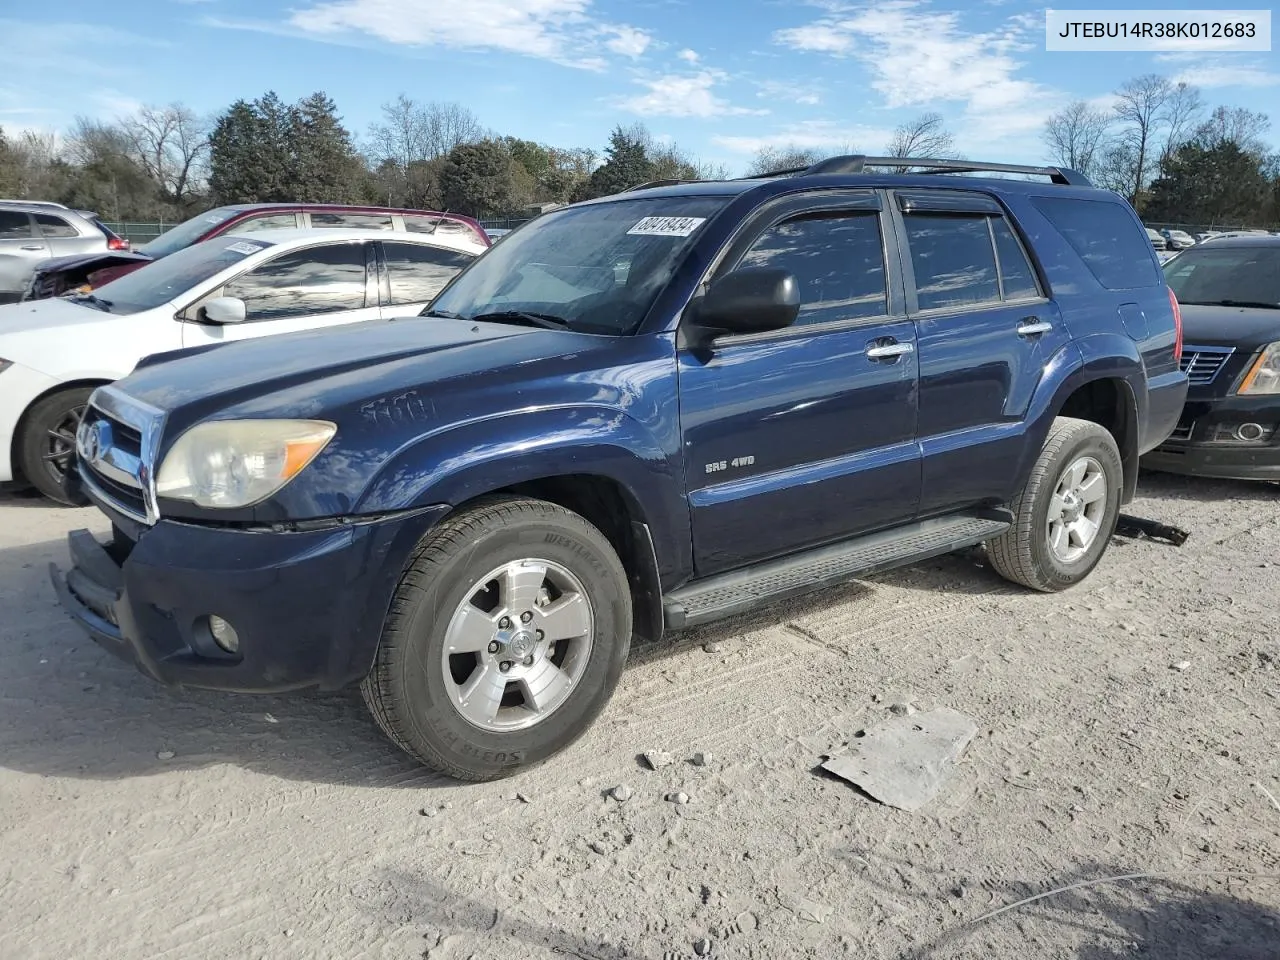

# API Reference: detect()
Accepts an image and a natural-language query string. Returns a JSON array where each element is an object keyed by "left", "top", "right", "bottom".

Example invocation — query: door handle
[
  {"left": 865, "top": 341, "right": 915, "bottom": 359},
  {"left": 1017, "top": 318, "right": 1053, "bottom": 337},
  {"left": 20, "top": 244, "right": 44, "bottom": 251}
]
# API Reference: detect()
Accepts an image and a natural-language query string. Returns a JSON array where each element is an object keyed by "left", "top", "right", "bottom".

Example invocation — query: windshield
[
  {"left": 90, "top": 236, "right": 275, "bottom": 314},
  {"left": 429, "top": 195, "right": 729, "bottom": 335},
  {"left": 138, "top": 207, "right": 241, "bottom": 259},
  {"left": 1164, "top": 245, "right": 1280, "bottom": 307}
]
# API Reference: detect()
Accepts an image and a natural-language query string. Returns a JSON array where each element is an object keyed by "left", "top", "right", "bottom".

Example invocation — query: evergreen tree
[{"left": 438, "top": 140, "right": 517, "bottom": 217}]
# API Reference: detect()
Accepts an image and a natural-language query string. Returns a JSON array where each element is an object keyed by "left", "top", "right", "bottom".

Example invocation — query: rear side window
[
  {"left": 311, "top": 212, "right": 393, "bottom": 230},
  {"left": 0, "top": 211, "right": 32, "bottom": 239},
  {"left": 904, "top": 215, "right": 999, "bottom": 310},
  {"left": 405, "top": 215, "right": 485, "bottom": 246},
  {"left": 34, "top": 213, "right": 80, "bottom": 238},
  {"left": 737, "top": 212, "right": 887, "bottom": 326},
  {"left": 990, "top": 219, "right": 1040, "bottom": 300},
  {"left": 384, "top": 241, "right": 475, "bottom": 305},
  {"left": 1032, "top": 196, "right": 1159, "bottom": 290}
]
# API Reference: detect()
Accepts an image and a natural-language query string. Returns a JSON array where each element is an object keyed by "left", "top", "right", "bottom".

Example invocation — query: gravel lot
[{"left": 1, "top": 472, "right": 1278, "bottom": 960}]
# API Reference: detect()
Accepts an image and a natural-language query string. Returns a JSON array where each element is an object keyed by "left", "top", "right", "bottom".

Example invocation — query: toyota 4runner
[{"left": 51, "top": 156, "right": 1189, "bottom": 781}]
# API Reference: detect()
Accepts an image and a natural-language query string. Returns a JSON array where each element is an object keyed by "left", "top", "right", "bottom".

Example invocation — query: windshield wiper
[
  {"left": 469, "top": 310, "right": 572, "bottom": 331},
  {"left": 419, "top": 308, "right": 465, "bottom": 319},
  {"left": 69, "top": 293, "right": 114, "bottom": 312}
]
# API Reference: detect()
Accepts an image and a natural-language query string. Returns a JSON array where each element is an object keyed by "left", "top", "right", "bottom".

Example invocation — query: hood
[
  {"left": 0, "top": 295, "right": 119, "bottom": 338},
  {"left": 113, "top": 316, "right": 603, "bottom": 423},
  {"left": 33, "top": 251, "right": 152, "bottom": 274},
  {"left": 1180, "top": 303, "right": 1280, "bottom": 349}
]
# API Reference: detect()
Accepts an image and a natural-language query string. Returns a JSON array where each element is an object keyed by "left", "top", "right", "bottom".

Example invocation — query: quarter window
[
  {"left": 1032, "top": 196, "right": 1159, "bottom": 290},
  {"left": 223, "top": 244, "right": 367, "bottom": 321},
  {"left": 903, "top": 215, "right": 999, "bottom": 310},
  {"left": 383, "top": 241, "right": 475, "bottom": 305},
  {"left": 737, "top": 212, "right": 887, "bottom": 327},
  {"left": 34, "top": 213, "right": 80, "bottom": 238},
  {"left": 990, "top": 218, "right": 1040, "bottom": 300}
]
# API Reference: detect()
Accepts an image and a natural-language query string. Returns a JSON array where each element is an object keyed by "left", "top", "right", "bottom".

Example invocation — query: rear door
[
  {"left": 377, "top": 240, "right": 478, "bottom": 316},
  {"left": 893, "top": 189, "right": 1070, "bottom": 515},
  {"left": 34, "top": 212, "right": 101, "bottom": 257},
  {"left": 180, "top": 240, "right": 381, "bottom": 345},
  {"left": 0, "top": 211, "right": 48, "bottom": 301},
  {"left": 677, "top": 190, "right": 921, "bottom": 575}
]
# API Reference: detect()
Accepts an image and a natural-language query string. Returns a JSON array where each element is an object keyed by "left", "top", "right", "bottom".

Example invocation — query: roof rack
[
  {"left": 623, "top": 179, "right": 703, "bottom": 192},
  {"left": 798, "top": 155, "right": 1092, "bottom": 186}
]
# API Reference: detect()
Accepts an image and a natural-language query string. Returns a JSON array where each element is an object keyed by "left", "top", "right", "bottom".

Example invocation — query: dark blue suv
[{"left": 52, "top": 156, "right": 1188, "bottom": 780}]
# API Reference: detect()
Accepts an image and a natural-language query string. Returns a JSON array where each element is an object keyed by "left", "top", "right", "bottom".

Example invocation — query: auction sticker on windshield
[
  {"left": 627, "top": 216, "right": 707, "bottom": 237},
  {"left": 226, "top": 240, "right": 270, "bottom": 256}
]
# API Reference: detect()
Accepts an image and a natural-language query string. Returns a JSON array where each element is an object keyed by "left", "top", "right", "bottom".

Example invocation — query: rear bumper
[
  {"left": 1141, "top": 394, "right": 1280, "bottom": 481},
  {"left": 51, "top": 504, "right": 451, "bottom": 693}
]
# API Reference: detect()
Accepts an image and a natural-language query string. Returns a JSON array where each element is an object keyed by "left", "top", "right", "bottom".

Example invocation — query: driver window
[{"left": 222, "top": 244, "right": 367, "bottom": 321}]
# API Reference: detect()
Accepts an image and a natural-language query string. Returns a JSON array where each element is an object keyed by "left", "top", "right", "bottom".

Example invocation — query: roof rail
[
  {"left": 800, "top": 155, "right": 1092, "bottom": 186},
  {"left": 623, "top": 179, "right": 703, "bottom": 192}
]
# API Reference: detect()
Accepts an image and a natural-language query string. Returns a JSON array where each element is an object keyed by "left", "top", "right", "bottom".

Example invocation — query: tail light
[
  {"left": 1168, "top": 286, "right": 1183, "bottom": 364},
  {"left": 108, "top": 237, "right": 130, "bottom": 251}
]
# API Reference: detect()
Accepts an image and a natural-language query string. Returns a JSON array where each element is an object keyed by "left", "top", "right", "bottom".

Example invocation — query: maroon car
[{"left": 22, "top": 203, "right": 490, "bottom": 300}]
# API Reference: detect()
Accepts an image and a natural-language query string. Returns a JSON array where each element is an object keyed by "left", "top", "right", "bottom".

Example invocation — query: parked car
[
  {"left": 0, "top": 228, "right": 484, "bottom": 502},
  {"left": 22, "top": 203, "right": 489, "bottom": 301},
  {"left": 1161, "top": 228, "right": 1198, "bottom": 250},
  {"left": 0, "top": 203, "right": 130, "bottom": 304},
  {"left": 51, "top": 155, "right": 1186, "bottom": 781},
  {"left": 1146, "top": 227, "right": 1168, "bottom": 251},
  {"left": 1143, "top": 236, "right": 1280, "bottom": 481}
]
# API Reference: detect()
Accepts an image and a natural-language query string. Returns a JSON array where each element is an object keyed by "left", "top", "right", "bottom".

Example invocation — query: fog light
[
  {"left": 1236, "top": 422, "right": 1266, "bottom": 442},
  {"left": 208, "top": 615, "right": 240, "bottom": 654}
]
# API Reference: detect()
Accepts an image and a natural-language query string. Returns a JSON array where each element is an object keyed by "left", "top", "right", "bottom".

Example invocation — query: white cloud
[
  {"left": 713, "top": 119, "right": 895, "bottom": 154},
  {"left": 773, "top": 2, "right": 1057, "bottom": 132},
  {"left": 1170, "top": 60, "right": 1280, "bottom": 89},
  {"left": 678, "top": 48, "right": 699, "bottom": 63},
  {"left": 285, "top": 0, "right": 649, "bottom": 69},
  {"left": 620, "top": 70, "right": 769, "bottom": 118},
  {"left": 603, "top": 25, "right": 652, "bottom": 58},
  {"left": 92, "top": 91, "right": 146, "bottom": 117},
  {"left": 755, "top": 79, "right": 821, "bottom": 106}
]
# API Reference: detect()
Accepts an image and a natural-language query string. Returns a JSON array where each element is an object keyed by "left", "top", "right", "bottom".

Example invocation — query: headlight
[
  {"left": 1239, "top": 342, "right": 1280, "bottom": 395},
  {"left": 156, "top": 419, "right": 336, "bottom": 509}
]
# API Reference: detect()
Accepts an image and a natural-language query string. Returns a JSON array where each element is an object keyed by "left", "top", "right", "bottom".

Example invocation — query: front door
[
  {"left": 678, "top": 191, "right": 921, "bottom": 577},
  {"left": 181, "top": 241, "right": 381, "bottom": 346},
  {"left": 892, "top": 189, "right": 1072, "bottom": 515}
]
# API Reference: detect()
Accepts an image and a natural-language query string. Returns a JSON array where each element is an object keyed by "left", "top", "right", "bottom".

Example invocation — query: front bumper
[
  {"left": 50, "top": 504, "right": 450, "bottom": 693},
  {"left": 1141, "top": 395, "right": 1280, "bottom": 481}
]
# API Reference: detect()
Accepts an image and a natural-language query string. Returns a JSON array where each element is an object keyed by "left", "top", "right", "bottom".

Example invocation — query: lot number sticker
[
  {"left": 226, "top": 240, "right": 268, "bottom": 256},
  {"left": 627, "top": 216, "right": 706, "bottom": 237}
]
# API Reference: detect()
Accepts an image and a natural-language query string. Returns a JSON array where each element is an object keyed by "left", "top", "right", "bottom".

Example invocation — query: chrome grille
[
  {"left": 1179, "top": 345, "right": 1234, "bottom": 385},
  {"left": 76, "top": 386, "right": 166, "bottom": 524}
]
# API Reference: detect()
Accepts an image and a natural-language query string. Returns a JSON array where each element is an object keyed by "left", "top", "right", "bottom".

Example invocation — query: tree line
[
  {"left": 0, "top": 76, "right": 1275, "bottom": 225},
  {"left": 1043, "top": 73, "right": 1280, "bottom": 226}
]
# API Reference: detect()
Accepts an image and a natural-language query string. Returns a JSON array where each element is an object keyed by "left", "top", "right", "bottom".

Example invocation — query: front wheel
[
  {"left": 988, "top": 417, "right": 1123, "bottom": 592},
  {"left": 16, "top": 386, "right": 95, "bottom": 506},
  {"left": 361, "top": 497, "right": 632, "bottom": 781}
]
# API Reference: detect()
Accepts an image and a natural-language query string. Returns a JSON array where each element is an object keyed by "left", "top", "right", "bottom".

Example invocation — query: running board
[{"left": 663, "top": 513, "right": 1011, "bottom": 629}]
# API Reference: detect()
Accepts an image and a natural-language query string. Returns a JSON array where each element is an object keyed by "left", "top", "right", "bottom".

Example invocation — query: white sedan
[{"left": 0, "top": 227, "right": 483, "bottom": 503}]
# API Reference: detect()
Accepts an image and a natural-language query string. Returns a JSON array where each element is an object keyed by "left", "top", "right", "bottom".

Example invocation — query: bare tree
[
  {"left": 1043, "top": 101, "right": 1111, "bottom": 177},
  {"left": 367, "top": 95, "right": 484, "bottom": 167},
  {"left": 120, "top": 104, "right": 210, "bottom": 207},
  {"left": 1157, "top": 82, "right": 1204, "bottom": 175},
  {"left": 746, "top": 146, "right": 827, "bottom": 176},
  {"left": 1195, "top": 105, "right": 1272, "bottom": 154},
  {"left": 886, "top": 112, "right": 959, "bottom": 159},
  {"left": 1112, "top": 74, "right": 1173, "bottom": 203}
]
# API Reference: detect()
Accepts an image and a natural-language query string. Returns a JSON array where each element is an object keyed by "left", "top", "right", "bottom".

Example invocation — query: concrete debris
[
  {"left": 1172, "top": 661, "right": 1191, "bottom": 671},
  {"left": 691, "top": 752, "right": 710, "bottom": 767},
  {"left": 515, "top": 792, "right": 532, "bottom": 804},
  {"left": 821, "top": 707, "right": 979, "bottom": 813},
  {"left": 703, "top": 641, "right": 723, "bottom": 654},
  {"left": 609, "top": 784, "right": 633, "bottom": 803},
  {"left": 694, "top": 937, "right": 712, "bottom": 956},
  {"left": 643, "top": 750, "right": 675, "bottom": 770},
  {"left": 156, "top": 751, "right": 175, "bottom": 761},
  {"left": 888, "top": 702, "right": 916, "bottom": 717},
  {"left": 665, "top": 792, "right": 690, "bottom": 805}
]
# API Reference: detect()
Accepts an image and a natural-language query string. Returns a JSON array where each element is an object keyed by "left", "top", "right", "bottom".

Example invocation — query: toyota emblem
[{"left": 78, "top": 419, "right": 111, "bottom": 464}]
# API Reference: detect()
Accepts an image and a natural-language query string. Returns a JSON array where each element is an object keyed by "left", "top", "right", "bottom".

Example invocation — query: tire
[
  {"left": 988, "top": 416, "right": 1123, "bottom": 592},
  {"left": 16, "top": 386, "right": 95, "bottom": 506},
  {"left": 361, "top": 496, "right": 632, "bottom": 781}
]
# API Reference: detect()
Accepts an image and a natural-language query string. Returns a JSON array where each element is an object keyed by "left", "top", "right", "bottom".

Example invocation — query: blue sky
[{"left": 2, "top": 0, "right": 1278, "bottom": 173}]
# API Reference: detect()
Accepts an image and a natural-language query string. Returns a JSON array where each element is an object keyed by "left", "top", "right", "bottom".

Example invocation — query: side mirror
[
  {"left": 201, "top": 296, "right": 247, "bottom": 324},
  {"left": 692, "top": 267, "right": 800, "bottom": 339}
]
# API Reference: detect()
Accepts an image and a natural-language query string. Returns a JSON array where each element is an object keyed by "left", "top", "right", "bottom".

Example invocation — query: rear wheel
[
  {"left": 988, "top": 417, "right": 1122, "bottom": 592},
  {"left": 361, "top": 497, "right": 632, "bottom": 781},
  {"left": 16, "top": 386, "right": 95, "bottom": 506}
]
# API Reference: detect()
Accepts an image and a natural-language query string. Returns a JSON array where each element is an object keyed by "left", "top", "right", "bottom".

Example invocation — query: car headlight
[
  {"left": 155, "top": 419, "right": 336, "bottom": 509},
  {"left": 1239, "top": 342, "right": 1280, "bottom": 396}
]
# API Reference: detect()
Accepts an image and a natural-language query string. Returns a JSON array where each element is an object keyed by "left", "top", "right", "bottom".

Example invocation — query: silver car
[{"left": 0, "top": 202, "right": 124, "bottom": 304}]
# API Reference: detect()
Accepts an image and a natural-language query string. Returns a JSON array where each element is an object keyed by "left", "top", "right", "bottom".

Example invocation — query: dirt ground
[{"left": 1, "top": 472, "right": 1278, "bottom": 960}]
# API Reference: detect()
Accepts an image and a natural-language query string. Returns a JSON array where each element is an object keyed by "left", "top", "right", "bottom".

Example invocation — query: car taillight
[
  {"left": 1168, "top": 286, "right": 1183, "bottom": 364},
  {"left": 108, "top": 237, "right": 130, "bottom": 250}
]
